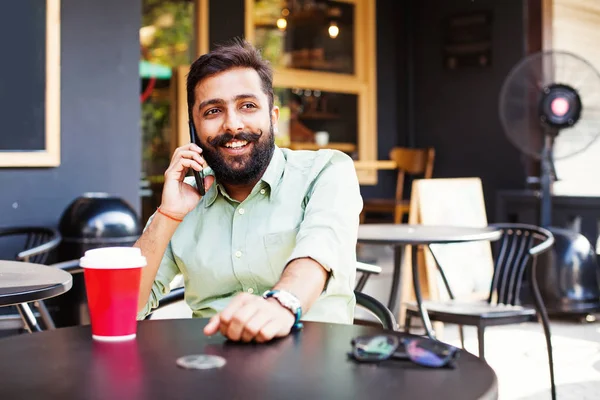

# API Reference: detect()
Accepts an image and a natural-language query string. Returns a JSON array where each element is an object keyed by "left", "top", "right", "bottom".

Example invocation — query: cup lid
[{"left": 80, "top": 247, "right": 147, "bottom": 269}]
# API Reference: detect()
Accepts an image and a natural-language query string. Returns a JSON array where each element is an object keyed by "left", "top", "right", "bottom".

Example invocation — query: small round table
[
  {"left": 358, "top": 224, "right": 502, "bottom": 337},
  {"left": 0, "top": 319, "right": 498, "bottom": 400},
  {"left": 0, "top": 260, "right": 73, "bottom": 331}
]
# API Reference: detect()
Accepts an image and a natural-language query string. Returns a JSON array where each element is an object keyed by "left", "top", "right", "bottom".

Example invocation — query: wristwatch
[{"left": 262, "top": 289, "right": 304, "bottom": 331}]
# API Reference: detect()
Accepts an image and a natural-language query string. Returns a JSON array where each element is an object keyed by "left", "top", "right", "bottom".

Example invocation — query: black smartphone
[{"left": 188, "top": 121, "right": 206, "bottom": 196}]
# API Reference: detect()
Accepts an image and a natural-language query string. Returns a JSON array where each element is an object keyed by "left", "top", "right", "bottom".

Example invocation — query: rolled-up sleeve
[
  {"left": 136, "top": 214, "right": 181, "bottom": 320},
  {"left": 286, "top": 152, "right": 363, "bottom": 287}
]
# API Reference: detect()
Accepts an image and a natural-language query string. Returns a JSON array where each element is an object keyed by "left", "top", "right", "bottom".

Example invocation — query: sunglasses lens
[
  {"left": 404, "top": 338, "right": 459, "bottom": 368},
  {"left": 353, "top": 335, "right": 399, "bottom": 362}
]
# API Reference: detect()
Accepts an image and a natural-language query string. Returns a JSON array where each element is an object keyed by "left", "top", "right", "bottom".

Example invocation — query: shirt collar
[{"left": 203, "top": 145, "right": 285, "bottom": 207}]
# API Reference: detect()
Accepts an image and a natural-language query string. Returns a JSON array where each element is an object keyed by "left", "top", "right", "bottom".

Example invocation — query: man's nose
[{"left": 222, "top": 110, "right": 244, "bottom": 133}]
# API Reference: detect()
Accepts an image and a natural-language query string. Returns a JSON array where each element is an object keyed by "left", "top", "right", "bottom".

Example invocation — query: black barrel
[
  {"left": 46, "top": 193, "right": 141, "bottom": 327},
  {"left": 521, "top": 226, "right": 600, "bottom": 317}
]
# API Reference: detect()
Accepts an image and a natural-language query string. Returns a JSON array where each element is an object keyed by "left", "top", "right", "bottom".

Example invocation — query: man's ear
[{"left": 271, "top": 105, "right": 280, "bottom": 133}]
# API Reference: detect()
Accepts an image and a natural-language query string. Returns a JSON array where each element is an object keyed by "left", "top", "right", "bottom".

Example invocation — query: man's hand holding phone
[{"left": 159, "top": 143, "right": 215, "bottom": 220}]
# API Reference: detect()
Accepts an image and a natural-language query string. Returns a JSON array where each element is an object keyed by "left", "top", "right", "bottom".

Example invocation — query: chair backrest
[
  {"left": 145, "top": 288, "right": 397, "bottom": 330},
  {"left": 487, "top": 223, "right": 554, "bottom": 306},
  {"left": 0, "top": 227, "right": 61, "bottom": 264},
  {"left": 389, "top": 147, "right": 435, "bottom": 203},
  {"left": 355, "top": 291, "right": 397, "bottom": 330}
]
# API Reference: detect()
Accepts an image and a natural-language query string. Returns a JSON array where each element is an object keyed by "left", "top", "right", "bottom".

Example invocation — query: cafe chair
[
  {"left": 145, "top": 288, "right": 398, "bottom": 331},
  {"left": 355, "top": 261, "right": 382, "bottom": 292},
  {"left": 360, "top": 147, "right": 435, "bottom": 224},
  {"left": 0, "top": 227, "right": 62, "bottom": 333},
  {"left": 403, "top": 223, "right": 556, "bottom": 400}
]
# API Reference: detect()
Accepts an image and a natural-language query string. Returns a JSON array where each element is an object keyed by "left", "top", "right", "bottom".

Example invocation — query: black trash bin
[{"left": 45, "top": 192, "right": 142, "bottom": 327}]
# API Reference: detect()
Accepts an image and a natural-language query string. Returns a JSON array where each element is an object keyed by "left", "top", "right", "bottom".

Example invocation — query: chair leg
[
  {"left": 404, "top": 313, "right": 412, "bottom": 333},
  {"left": 355, "top": 273, "right": 370, "bottom": 292},
  {"left": 393, "top": 207, "right": 402, "bottom": 224},
  {"left": 458, "top": 325, "right": 465, "bottom": 349},
  {"left": 34, "top": 300, "right": 56, "bottom": 330},
  {"left": 477, "top": 326, "right": 485, "bottom": 360},
  {"left": 16, "top": 303, "right": 43, "bottom": 333},
  {"left": 530, "top": 258, "right": 557, "bottom": 400}
]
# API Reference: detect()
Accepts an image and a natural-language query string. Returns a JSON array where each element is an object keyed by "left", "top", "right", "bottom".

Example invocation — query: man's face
[{"left": 192, "top": 67, "right": 278, "bottom": 186}]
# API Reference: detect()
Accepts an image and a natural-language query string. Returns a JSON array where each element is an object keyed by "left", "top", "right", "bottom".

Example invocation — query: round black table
[
  {"left": 357, "top": 224, "right": 502, "bottom": 337},
  {"left": 0, "top": 260, "right": 73, "bottom": 332},
  {"left": 0, "top": 260, "right": 73, "bottom": 306},
  {"left": 0, "top": 319, "right": 498, "bottom": 400}
]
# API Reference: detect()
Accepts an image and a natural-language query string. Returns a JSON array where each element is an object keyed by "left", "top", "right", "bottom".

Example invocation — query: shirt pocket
[{"left": 263, "top": 227, "right": 300, "bottom": 280}]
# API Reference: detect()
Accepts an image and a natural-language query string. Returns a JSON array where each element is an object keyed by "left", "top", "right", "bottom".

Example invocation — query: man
[{"left": 135, "top": 39, "right": 363, "bottom": 343}]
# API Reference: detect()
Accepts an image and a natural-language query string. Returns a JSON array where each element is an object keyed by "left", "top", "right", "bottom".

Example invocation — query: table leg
[
  {"left": 411, "top": 245, "right": 436, "bottom": 339},
  {"left": 387, "top": 245, "right": 405, "bottom": 315}
]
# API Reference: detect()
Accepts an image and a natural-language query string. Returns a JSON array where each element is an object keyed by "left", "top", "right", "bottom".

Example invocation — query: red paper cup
[{"left": 80, "top": 247, "right": 147, "bottom": 342}]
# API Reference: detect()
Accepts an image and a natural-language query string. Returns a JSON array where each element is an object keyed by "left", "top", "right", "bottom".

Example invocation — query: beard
[{"left": 199, "top": 123, "right": 275, "bottom": 186}]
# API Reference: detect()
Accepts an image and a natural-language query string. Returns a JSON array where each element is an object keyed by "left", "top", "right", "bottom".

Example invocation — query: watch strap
[{"left": 262, "top": 289, "right": 304, "bottom": 331}]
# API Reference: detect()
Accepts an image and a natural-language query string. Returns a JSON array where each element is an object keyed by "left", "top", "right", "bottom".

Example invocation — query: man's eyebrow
[
  {"left": 197, "top": 94, "right": 260, "bottom": 112},
  {"left": 198, "top": 98, "right": 224, "bottom": 111}
]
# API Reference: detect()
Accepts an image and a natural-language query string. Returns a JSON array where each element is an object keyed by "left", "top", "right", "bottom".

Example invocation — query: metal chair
[
  {"left": 403, "top": 223, "right": 556, "bottom": 400},
  {"left": 355, "top": 261, "right": 382, "bottom": 292},
  {"left": 145, "top": 288, "right": 397, "bottom": 330},
  {"left": 0, "top": 227, "right": 62, "bottom": 332}
]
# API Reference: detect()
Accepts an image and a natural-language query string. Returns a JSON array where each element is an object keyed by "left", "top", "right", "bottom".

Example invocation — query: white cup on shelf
[{"left": 315, "top": 131, "right": 329, "bottom": 146}]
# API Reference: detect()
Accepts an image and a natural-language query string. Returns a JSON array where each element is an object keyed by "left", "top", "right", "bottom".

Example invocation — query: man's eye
[
  {"left": 204, "top": 108, "right": 220, "bottom": 116},
  {"left": 241, "top": 103, "right": 257, "bottom": 109}
]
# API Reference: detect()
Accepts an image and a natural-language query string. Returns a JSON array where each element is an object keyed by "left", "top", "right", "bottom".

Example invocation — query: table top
[
  {"left": 0, "top": 319, "right": 498, "bottom": 400},
  {"left": 357, "top": 224, "right": 502, "bottom": 245},
  {"left": 0, "top": 260, "right": 73, "bottom": 306}
]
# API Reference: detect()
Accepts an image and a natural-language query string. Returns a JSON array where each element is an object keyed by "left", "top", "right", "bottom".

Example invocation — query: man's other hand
[{"left": 203, "top": 293, "right": 295, "bottom": 343}]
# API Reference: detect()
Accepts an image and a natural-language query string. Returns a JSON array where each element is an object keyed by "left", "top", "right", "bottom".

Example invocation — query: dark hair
[{"left": 186, "top": 38, "right": 274, "bottom": 119}]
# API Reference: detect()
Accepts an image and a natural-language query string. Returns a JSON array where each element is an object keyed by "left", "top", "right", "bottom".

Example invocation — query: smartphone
[{"left": 188, "top": 121, "right": 206, "bottom": 196}]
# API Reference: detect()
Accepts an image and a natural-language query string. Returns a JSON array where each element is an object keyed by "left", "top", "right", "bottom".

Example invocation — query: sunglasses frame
[{"left": 349, "top": 334, "right": 460, "bottom": 369}]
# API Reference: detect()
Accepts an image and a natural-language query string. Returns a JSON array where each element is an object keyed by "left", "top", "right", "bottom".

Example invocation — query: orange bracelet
[{"left": 157, "top": 207, "right": 183, "bottom": 222}]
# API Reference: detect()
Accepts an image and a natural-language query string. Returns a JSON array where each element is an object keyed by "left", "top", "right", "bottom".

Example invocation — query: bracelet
[{"left": 157, "top": 207, "right": 183, "bottom": 222}]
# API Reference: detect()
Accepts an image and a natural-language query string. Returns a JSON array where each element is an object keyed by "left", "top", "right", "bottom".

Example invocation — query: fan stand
[{"left": 539, "top": 132, "right": 556, "bottom": 228}]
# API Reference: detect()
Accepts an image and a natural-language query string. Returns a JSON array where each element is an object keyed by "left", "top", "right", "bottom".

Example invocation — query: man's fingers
[
  {"left": 240, "top": 310, "right": 272, "bottom": 342},
  {"left": 255, "top": 320, "right": 282, "bottom": 343},
  {"left": 177, "top": 150, "right": 206, "bottom": 167},
  {"left": 203, "top": 315, "right": 221, "bottom": 336},
  {"left": 219, "top": 293, "right": 255, "bottom": 324},
  {"left": 225, "top": 303, "right": 260, "bottom": 342}
]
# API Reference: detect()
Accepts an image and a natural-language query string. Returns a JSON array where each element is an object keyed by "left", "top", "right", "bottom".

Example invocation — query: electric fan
[
  {"left": 499, "top": 50, "right": 600, "bottom": 323},
  {"left": 499, "top": 50, "right": 600, "bottom": 227}
]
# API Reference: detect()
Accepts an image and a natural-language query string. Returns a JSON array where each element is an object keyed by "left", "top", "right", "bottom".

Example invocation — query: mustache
[{"left": 208, "top": 131, "right": 262, "bottom": 147}]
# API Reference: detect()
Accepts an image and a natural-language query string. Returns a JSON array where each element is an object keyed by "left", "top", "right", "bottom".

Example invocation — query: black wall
[
  {"left": 359, "top": 0, "right": 407, "bottom": 199},
  {"left": 413, "top": 0, "right": 528, "bottom": 220},
  {"left": 0, "top": 0, "right": 142, "bottom": 228}
]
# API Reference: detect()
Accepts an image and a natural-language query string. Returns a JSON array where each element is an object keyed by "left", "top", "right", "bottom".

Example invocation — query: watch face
[{"left": 274, "top": 291, "right": 301, "bottom": 313}]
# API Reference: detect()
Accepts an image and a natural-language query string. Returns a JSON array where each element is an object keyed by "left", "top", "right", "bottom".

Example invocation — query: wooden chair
[
  {"left": 403, "top": 223, "right": 556, "bottom": 400},
  {"left": 361, "top": 147, "right": 435, "bottom": 224}
]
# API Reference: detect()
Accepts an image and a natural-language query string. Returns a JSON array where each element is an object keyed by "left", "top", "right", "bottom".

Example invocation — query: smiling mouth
[{"left": 223, "top": 139, "right": 249, "bottom": 149}]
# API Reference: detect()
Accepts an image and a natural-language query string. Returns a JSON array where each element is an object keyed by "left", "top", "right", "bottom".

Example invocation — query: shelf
[
  {"left": 287, "top": 141, "right": 357, "bottom": 153},
  {"left": 298, "top": 112, "right": 340, "bottom": 120},
  {"left": 353, "top": 160, "right": 397, "bottom": 170}
]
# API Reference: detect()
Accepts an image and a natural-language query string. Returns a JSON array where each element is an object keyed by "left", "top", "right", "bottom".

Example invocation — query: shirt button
[
  {"left": 238, "top": 208, "right": 245, "bottom": 215},
  {"left": 247, "top": 288, "right": 254, "bottom": 294},
  {"left": 260, "top": 189, "right": 266, "bottom": 195},
  {"left": 235, "top": 250, "right": 242, "bottom": 258}
]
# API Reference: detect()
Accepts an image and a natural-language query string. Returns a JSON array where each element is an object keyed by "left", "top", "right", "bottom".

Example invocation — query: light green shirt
[{"left": 137, "top": 146, "right": 363, "bottom": 324}]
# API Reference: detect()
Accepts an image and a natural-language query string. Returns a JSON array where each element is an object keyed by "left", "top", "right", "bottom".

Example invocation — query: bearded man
[{"left": 135, "top": 39, "right": 363, "bottom": 343}]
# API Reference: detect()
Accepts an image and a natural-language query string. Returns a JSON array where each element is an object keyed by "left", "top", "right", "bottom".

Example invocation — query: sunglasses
[{"left": 349, "top": 334, "right": 460, "bottom": 368}]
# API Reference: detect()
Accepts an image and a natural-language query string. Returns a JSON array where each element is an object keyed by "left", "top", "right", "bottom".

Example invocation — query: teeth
[{"left": 224, "top": 140, "right": 248, "bottom": 148}]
